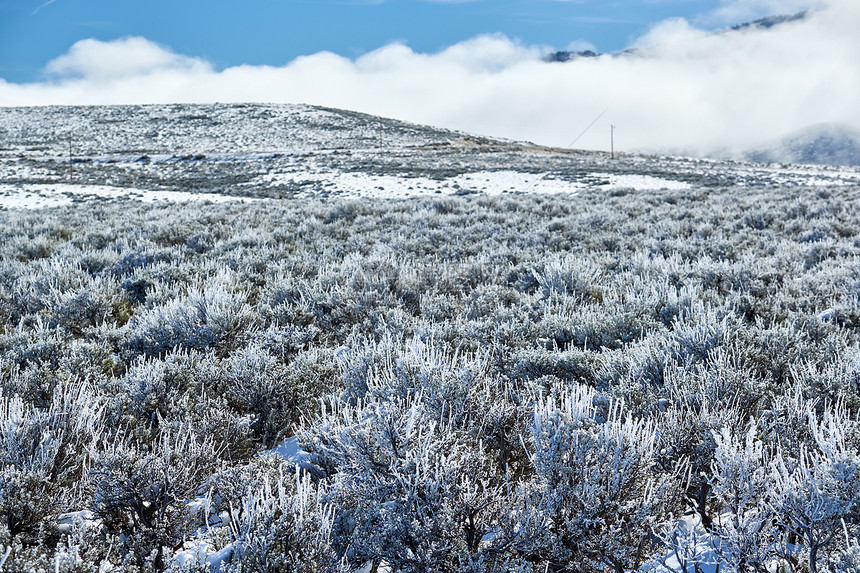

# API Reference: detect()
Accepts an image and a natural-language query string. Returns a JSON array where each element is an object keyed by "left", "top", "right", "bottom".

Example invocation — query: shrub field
[{"left": 1, "top": 172, "right": 860, "bottom": 572}]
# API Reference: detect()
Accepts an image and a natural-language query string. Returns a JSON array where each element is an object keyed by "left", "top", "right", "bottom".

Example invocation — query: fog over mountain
[
  {"left": 745, "top": 124, "right": 860, "bottom": 166},
  {"left": 1, "top": 0, "right": 856, "bottom": 164}
]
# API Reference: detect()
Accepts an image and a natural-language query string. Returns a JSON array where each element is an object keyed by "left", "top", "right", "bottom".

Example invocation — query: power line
[
  {"left": 566, "top": 107, "right": 609, "bottom": 148},
  {"left": 525, "top": 107, "right": 610, "bottom": 193}
]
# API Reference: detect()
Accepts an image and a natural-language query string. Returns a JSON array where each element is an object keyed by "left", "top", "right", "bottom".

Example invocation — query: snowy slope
[{"left": 1, "top": 103, "right": 858, "bottom": 209}]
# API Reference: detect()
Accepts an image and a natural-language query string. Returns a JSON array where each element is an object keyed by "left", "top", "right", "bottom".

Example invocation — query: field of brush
[{"left": 1, "top": 104, "right": 860, "bottom": 573}]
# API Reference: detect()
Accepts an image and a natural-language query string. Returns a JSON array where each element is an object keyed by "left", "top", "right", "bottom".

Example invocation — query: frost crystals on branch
[{"left": 515, "top": 384, "right": 685, "bottom": 573}]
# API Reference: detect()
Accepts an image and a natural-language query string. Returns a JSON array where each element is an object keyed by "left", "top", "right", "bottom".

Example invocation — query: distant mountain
[
  {"left": 543, "top": 50, "right": 600, "bottom": 63},
  {"left": 543, "top": 11, "right": 809, "bottom": 63},
  {"left": 746, "top": 124, "right": 860, "bottom": 167},
  {"left": 730, "top": 11, "right": 808, "bottom": 31}
]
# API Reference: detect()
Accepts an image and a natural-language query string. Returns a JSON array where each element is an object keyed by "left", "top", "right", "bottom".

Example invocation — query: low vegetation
[{"left": 1, "top": 180, "right": 859, "bottom": 572}]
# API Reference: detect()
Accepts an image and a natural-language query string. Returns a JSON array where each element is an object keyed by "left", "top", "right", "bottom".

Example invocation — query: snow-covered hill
[{"left": 1, "top": 103, "right": 859, "bottom": 209}]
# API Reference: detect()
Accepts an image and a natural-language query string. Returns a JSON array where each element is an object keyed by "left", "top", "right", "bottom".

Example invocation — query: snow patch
[
  {"left": 172, "top": 539, "right": 233, "bottom": 573},
  {"left": 0, "top": 183, "right": 258, "bottom": 210},
  {"left": 652, "top": 514, "right": 719, "bottom": 573},
  {"left": 269, "top": 435, "right": 313, "bottom": 464},
  {"left": 248, "top": 168, "right": 694, "bottom": 199},
  {"left": 818, "top": 308, "right": 836, "bottom": 321},
  {"left": 597, "top": 173, "right": 692, "bottom": 191},
  {"left": 56, "top": 510, "right": 96, "bottom": 534},
  {"left": 268, "top": 436, "right": 325, "bottom": 479}
]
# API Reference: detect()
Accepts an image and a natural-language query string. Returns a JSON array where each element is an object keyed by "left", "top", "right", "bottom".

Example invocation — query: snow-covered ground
[
  {"left": 0, "top": 183, "right": 257, "bottom": 209},
  {"left": 2, "top": 103, "right": 858, "bottom": 211},
  {"left": 244, "top": 168, "right": 692, "bottom": 199},
  {"left": 0, "top": 167, "right": 695, "bottom": 208}
]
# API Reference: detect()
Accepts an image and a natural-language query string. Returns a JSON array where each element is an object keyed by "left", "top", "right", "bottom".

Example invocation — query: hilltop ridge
[{"left": 1, "top": 103, "right": 858, "bottom": 209}]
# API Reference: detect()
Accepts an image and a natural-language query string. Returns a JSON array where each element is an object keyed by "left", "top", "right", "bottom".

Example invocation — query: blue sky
[{"left": 2, "top": 0, "right": 772, "bottom": 83}]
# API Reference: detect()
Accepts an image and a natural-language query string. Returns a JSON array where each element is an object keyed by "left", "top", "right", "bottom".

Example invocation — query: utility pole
[
  {"left": 610, "top": 125, "right": 615, "bottom": 159},
  {"left": 68, "top": 132, "right": 73, "bottom": 183},
  {"left": 378, "top": 123, "right": 383, "bottom": 156}
]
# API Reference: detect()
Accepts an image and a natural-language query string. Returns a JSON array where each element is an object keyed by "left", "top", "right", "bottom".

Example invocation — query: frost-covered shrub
[
  {"left": 0, "top": 380, "right": 103, "bottom": 551},
  {"left": 221, "top": 344, "right": 294, "bottom": 448},
  {"left": 657, "top": 386, "right": 746, "bottom": 528},
  {"left": 282, "top": 346, "right": 339, "bottom": 401},
  {"left": 652, "top": 516, "right": 717, "bottom": 573},
  {"left": 710, "top": 422, "right": 777, "bottom": 572},
  {"left": 257, "top": 274, "right": 320, "bottom": 328},
  {"left": 669, "top": 302, "right": 737, "bottom": 366},
  {"left": 536, "top": 299, "right": 656, "bottom": 352},
  {"left": 531, "top": 254, "right": 605, "bottom": 302},
  {"left": 203, "top": 458, "right": 336, "bottom": 573},
  {"left": 8, "top": 260, "right": 96, "bottom": 320},
  {"left": 0, "top": 520, "right": 97, "bottom": 573},
  {"left": 665, "top": 344, "right": 771, "bottom": 422},
  {"left": 124, "top": 281, "right": 255, "bottom": 358},
  {"left": 513, "top": 385, "right": 684, "bottom": 573},
  {"left": 304, "top": 338, "right": 513, "bottom": 571},
  {"left": 507, "top": 347, "right": 602, "bottom": 385},
  {"left": 0, "top": 321, "right": 84, "bottom": 404},
  {"left": 829, "top": 535, "right": 860, "bottom": 573},
  {"left": 4, "top": 233, "right": 56, "bottom": 262},
  {"left": 111, "top": 244, "right": 177, "bottom": 278},
  {"left": 106, "top": 348, "right": 265, "bottom": 462},
  {"left": 605, "top": 332, "right": 677, "bottom": 401},
  {"left": 767, "top": 403, "right": 860, "bottom": 573},
  {"left": 605, "top": 305, "right": 750, "bottom": 417},
  {"left": 789, "top": 349, "right": 860, "bottom": 411},
  {"left": 712, "top": 401, "right": 860, "bottom": 573},
  {"left": 312, "top": 394, "right": 508, "bottom": 571},
  {"left": 47, "top": 286, "right": 114, "bottom": 334},
  {"left": 90, "top": 425, "right": 224, "bottom": 571},
  {"left": 117, "top": 349, "right": 220, "bottom": 432}
]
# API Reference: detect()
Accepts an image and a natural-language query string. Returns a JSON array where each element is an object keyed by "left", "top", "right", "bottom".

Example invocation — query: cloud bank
[{"left": 1, "top": 0, "right": 857, "bottom": 156}]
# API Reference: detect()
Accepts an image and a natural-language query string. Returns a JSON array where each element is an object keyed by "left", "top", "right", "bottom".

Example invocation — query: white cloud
[
  {"left": 1, "top": 0, "right": 857, "bottom": 158},
  {"left": 632, "top": 18, "right": 710, "bottom": 49},
  {"left": 44, "top": 37, "right": 212, "bottom": 81}
]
